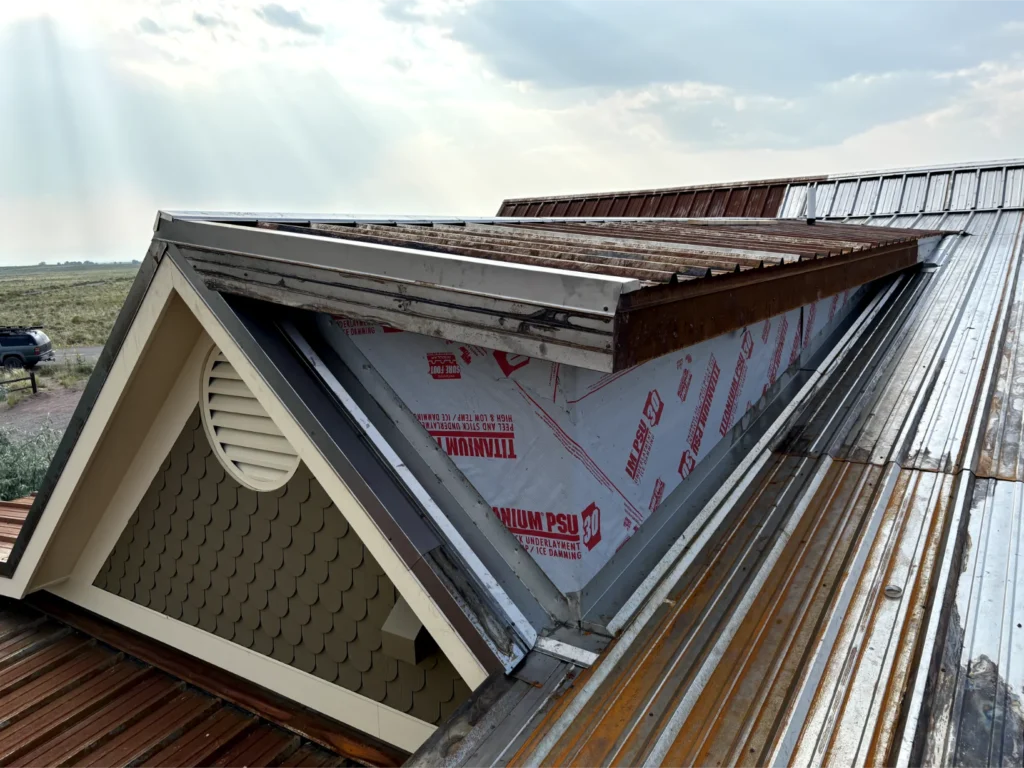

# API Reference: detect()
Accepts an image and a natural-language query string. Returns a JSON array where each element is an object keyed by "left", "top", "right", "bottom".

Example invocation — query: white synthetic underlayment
[{"left": 320, "top": 289, "right": 854, "bottom": 593}]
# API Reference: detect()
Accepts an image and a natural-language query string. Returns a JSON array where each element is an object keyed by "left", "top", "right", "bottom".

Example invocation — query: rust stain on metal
[
  {"left": 0, "top": 598, "right": 360, "bottom": 767},
  {"left": 510, "top": 455, "right": 842, "bottom": 766},
  {"left": 0, "top": 498, "right": 32, "bottom": 564},
  {"left": 497, "top": 174, "right": 828, "bottom": 218},
  {"left": 247, "top": 219, "right": 940, "bottom": 370}
]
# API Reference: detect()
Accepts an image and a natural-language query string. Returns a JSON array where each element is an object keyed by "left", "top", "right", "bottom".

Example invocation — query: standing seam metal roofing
[
  {"left": 0, "top": 596, "right": 360, "bottom": 767},
  {"left": 409, "top": 158, "right": 1024, "bottom": 768},
  {"left": 0, "top": 498, "right": 31, "bottom": 564}
]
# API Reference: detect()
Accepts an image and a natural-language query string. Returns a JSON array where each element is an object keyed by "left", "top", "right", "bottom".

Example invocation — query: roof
[
  {"left": 5, "top": 155, "right": 1021, "bottom": 767},
  {"left": 155, "top": 214, "right": 941, "bottom": 371},
  {"left": 496, "top": 157, "right": 1024, "bottom": 220},
  {"left": 497, "top": 174, "right": 826, "bottom": 218},
  {"left": 409, "top": 157, "right": 1024, "bottom": 767},
  {"left": 0, "top": 498, "right": 29, "bottom": 564},
  {"left": 0, "top": 594, "right": 397, "bottom": 767}
]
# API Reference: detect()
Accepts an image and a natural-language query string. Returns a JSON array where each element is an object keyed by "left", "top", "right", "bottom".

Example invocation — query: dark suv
[{"left": 0, "top": 327, "right": 54, "bottom": 370}]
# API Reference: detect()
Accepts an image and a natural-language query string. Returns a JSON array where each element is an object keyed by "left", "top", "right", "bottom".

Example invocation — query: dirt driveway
[{"left": 0, "top": 385, "right": 85, "bottom": 435}]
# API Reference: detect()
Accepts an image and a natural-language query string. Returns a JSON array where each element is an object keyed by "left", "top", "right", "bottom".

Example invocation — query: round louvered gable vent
[{"left": 200, "top": 347, "right": 299, "bottom": 492}]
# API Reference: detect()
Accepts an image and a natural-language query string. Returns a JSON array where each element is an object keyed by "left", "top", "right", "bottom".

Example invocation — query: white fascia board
[{"left": 166, "top": 258, "right": 493, "bottom": 689}]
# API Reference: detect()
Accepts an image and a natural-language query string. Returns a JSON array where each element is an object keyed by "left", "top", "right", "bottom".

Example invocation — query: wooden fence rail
[{"left": 2, "top": 371, "right": 37, "bottom": 395}]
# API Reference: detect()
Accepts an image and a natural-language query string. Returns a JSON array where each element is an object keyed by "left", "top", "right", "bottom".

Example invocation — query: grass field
[{"left": 0, "top": 263, "right": 138, "bottom": 347}]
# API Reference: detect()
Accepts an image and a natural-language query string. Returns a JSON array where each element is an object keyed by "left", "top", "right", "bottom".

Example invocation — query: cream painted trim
[
  {"left": 2, "top": 259, "right": 177, "bottom": 599},
  {"left": 166, "top": 258, "right": 490, "bottom": 689},
  {"left": 71, "top": 332, "right": 211, "bottom": 586},
  {"left": 47, "top": 580, "right": 434, "bottom": 753}
]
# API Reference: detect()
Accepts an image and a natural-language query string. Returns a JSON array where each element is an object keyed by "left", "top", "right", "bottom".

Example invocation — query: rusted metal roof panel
[
  {"left": 647, "top": 460, "right": 885, "bottom": 768},
  {"left": 496, "top": 176, "right": 823, "bottom": 219},
  {"left": 159, "top": 214, "right": 938, "bottom": 372},
  {"left": 0, "top": 599, "right": 358, "bottom": 767},
  {"left": 407, "top": 159, "right": 1024, "bottom": 768},
  {"left": 506, "top": 453, "right": 832, "bottom": 766},
  {"left": 780, "top": 468, "right": 958, "bottom": 767},
  {"left": 0, "top": 497, "right": 31, "bottom": 563},
  {"left": 923, "top": 477, "right": 1024, "bottom": 767}
]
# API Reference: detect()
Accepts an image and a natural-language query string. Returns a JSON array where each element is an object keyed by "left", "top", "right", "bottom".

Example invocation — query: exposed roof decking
[{"left": 158, "top": 214, "right": 939, "bottom": 372}]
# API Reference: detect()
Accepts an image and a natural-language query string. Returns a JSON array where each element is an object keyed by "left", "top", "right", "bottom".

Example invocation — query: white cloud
[{"left": 1, "top": 1, "right": 1023, "bottom": 265}]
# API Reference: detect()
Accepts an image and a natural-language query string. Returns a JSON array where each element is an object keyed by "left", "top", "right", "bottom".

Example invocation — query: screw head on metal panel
[{"left": 884, "top": 584, "right": 903, "bottom": 599}]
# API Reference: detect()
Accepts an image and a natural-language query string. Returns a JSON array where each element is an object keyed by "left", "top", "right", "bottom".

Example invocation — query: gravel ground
[{"left": 0, "top": 384, "right": 85, "bottom": 436}]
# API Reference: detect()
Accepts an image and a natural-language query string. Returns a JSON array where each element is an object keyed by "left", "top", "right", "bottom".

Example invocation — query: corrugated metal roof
[
  {"left": 496, "top": 175, "right": 825, "bottom": 218},
  {"left": 0, "top": 598, "right": 356, "bottom": 767},
  {"left": 157, "top": 214, "right": 939, "bottom": 372},
  {"left": 268, "top": 219, "right": 933, "bottom": 284},
  {"left": 410, "top": 158, "right": 1024, "bottom": 767},
  {"left": 0, "top": 498, "right": 31, "bottom": 564},
  {"left": 922, "top": 478, "right": 1024, "bottom": 767}
]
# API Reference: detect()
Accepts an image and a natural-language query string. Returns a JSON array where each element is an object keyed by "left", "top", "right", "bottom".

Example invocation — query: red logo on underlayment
[
  {"left": 686, "top": 356, "right": 720, "bottom": 459},
  {"left": 678, "top": 449, "right": 697, "bottom": 480},
  {"left": 417, "top": 413, "right": 516, "bottom": 459},
  {"left": 581, "top": 502, "right": 602, "bottom": 551},
  {"left": 427, "top": 353, "right": 461, "bottom": 380},
  {"left": 677, "top": 355, "right": 693, "bottom": 403},
  {"left": 626, "top": 421, "right": 654, "bottom": 483},
  {"left": 677, "top": 367, "right": 693, "bottom": 403},
  {"left": 644, "top": 389, "right": 665, "bottom": 426},
  {"left": 789, "top": 321, "right": 803, "bottom": 366},
  {"left": 768, "top": 316, "right": 789, "bottom": 387},
  {"left": 493, "top": 507, "right": 582, "bottom": 560},
  {"left": 493, "top": 351, "right": 531, "bottom": 377},
  {"left": 649, "top": 478, "right": 666, "bottom": 513},
  {"left": 720, "top": 330, "right": 753, "bottom": 437},
  {"left": 741, "top": 328, "right": 755, "bottom": 360},
  {"left": 626, "top": 389, "right": 665, "bottom": 483},
  {"left": 803, "top": 303, "right": 817, "bottom": 349},
  {"left": 828, "top": 294, "right": 840, "bottom": 324},
  {"left": 761, "top": 319, "right": 772, "bottom": 344}
]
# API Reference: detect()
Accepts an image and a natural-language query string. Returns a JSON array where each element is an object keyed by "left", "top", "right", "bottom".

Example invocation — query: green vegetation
[
  {"left": 0, "top": 356, "right": 95, "bottom": 407},
  {"left": 0, "top": 423, "right": 62, "bottom": 501},
  {"left": 0, "top": 263, "right": 138, "bottom": 346}
]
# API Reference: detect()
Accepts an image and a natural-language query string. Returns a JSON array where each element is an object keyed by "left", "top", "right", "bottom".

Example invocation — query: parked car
[{"left": 0, "top": 326, "right": 54, "bottom": 370}]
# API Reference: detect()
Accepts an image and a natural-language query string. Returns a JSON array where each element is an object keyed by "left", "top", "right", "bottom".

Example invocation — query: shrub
[{"left": 0, "top": 424, "right": 62, "bottom": 501}]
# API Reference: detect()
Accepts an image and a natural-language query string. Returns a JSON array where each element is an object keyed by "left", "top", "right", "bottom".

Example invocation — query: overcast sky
[{"left": 2, "top": 0, "right": 1024, "bottom": 264}]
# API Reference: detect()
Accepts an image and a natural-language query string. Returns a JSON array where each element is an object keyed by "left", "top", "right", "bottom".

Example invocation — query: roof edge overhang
[
  {"left": 612, "top": 236, "right": 933, "bottom": 369},
  {"left": 154, "top": 214, "right": 942, "bottom": 373},
  {"left": 155, "top": 214, "right": 633, "bottom": 372},
  {"left": 0, "top": 245, "right": 542, "bottom": 731}
]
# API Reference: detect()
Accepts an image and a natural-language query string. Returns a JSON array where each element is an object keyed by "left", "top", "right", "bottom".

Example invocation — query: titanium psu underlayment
[{"left": 319, "top": 287, "right": 857, "bottom": 593}]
